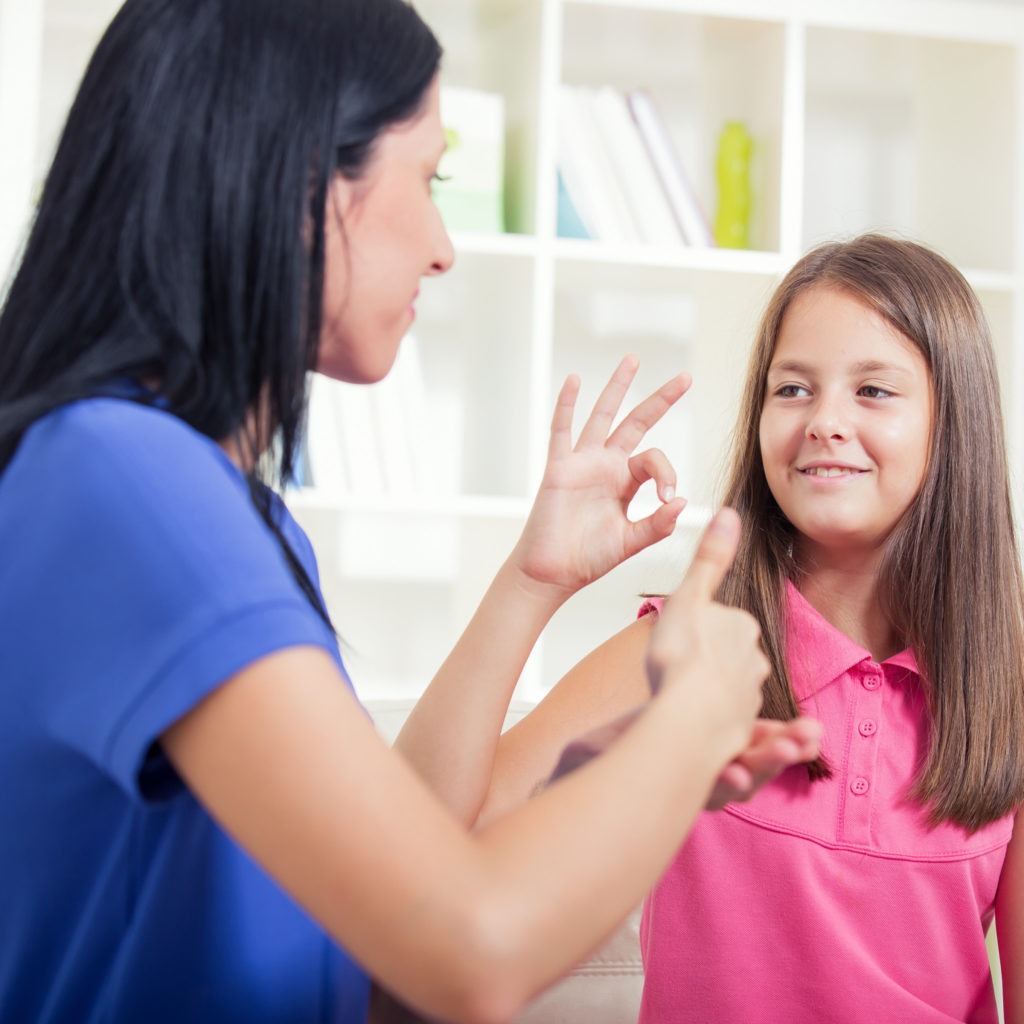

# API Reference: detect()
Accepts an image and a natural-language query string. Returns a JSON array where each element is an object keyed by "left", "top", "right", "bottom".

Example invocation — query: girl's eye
[
  {"left": 776, "top": 384, "right": 808, "bottom": 399},
  {"left": 430, "top": 172, "right": 451, "bottom": 194},
  {"left": 859, "top": 385, "right": 892, "bottom": 399}
]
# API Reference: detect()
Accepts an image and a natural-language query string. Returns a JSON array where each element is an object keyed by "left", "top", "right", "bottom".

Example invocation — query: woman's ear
[
  {"left": 325, "top": 174, "right": 355, "bottom": 227},
  {"left": 327, "top": 168, "right": 375, "bottom": 227}
]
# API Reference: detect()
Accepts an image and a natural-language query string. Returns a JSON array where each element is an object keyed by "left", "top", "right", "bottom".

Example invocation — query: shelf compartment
[
  {"left": 288, "top": 503, "right": 527, "bottom": 697},
  {"left": 414, "top": 248, "right": 536, "bottom": 499},
  {"left": 560, "top": 5, "right": 786, "bottom": 253},
  {"left": 804, "top": 27, "right": 1016, "bottom": 272},
  {"left": 419, "top": 0, "right": 544, "bottom": 236}
]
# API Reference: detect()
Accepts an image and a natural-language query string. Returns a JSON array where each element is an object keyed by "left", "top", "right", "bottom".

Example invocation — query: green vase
[{"left": 714, "top": 121, "right": 752, "bottom": 249}]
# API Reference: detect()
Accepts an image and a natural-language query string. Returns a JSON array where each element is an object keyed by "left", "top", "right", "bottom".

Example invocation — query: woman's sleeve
[{"left": 1, "top": 402, "right": 339, "bottom": 802}]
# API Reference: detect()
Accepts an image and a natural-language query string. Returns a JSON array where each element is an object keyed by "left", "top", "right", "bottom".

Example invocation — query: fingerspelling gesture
[
  {"left": 402, "top": 359, "right": 819, "bottom": 828},
  {"left": 509, "top": 354, "right": 689, "bottom": 600},
  {"left": 396, "top": 356, "right": 695, "bottom": 820}
]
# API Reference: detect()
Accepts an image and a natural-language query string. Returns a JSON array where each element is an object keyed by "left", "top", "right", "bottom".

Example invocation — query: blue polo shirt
[{"left": 0, "top": 397, "right": 370, "bottom": 1022}]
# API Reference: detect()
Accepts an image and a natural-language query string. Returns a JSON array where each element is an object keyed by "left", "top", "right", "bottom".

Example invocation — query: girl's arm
[
  {"left": 997, "top": 809, "right": 1024, "bottom": 1023},
  {"left": 477, "top": 614, "right": 820, "bottom": 826},
  {"left": 161, "top": 511, "right": 767, "bottom": 1024},
  {"left": 393, "top": 356, "right": 689, "bottom": 823}
]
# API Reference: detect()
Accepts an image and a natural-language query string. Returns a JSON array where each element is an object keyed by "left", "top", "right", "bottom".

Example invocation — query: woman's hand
[
  {"left": 397, "top": 356, "right": 687, "bottom": 823},
  {"left": 510, "top": 355, "right": 689, "bottom": 601},
  {"left": 645, "top": 507, "right": 771, "bottom": 764}
]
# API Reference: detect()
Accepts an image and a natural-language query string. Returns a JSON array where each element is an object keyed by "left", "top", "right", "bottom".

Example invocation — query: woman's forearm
[{"left": 392, "top": 556, "right": 567, "bottom": 824}]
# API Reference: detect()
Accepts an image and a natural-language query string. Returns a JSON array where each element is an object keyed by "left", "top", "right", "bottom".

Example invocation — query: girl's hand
[
  {"left": 547, "top": 712, "right": 821, "bottom": 808},
  {"left": 704, "top": 717, "right": 823, "bottom": 809},
  {"left": 510, "top": 355, "right": 690, "bottom": 601}
]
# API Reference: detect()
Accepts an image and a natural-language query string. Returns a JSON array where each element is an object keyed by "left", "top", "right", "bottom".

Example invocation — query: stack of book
[
  {"left": 557, "top": 85, "right": 714, "bottom": 248},
  {"left": 302, "top": 335, "right": 460, "bottom": 500}
]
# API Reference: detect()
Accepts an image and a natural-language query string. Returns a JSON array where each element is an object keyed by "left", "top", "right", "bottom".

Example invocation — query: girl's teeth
[{"left": 805, "top": 467, "right": 854, "bottom": 477}]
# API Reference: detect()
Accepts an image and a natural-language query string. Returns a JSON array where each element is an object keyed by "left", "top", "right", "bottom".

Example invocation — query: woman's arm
[
  {"left": 997, "top": 809, "right": 1024, "bottom": 1023},
  {"left": 393, "top": 356, "right": 689, "bottom": 823},
  {"left": 161, "top": 510, "right": 767, "bottom": 1024}
]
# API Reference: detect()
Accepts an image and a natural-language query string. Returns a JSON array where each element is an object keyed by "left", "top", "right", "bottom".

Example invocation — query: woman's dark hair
[
  {"left": 0, "top": 0, "right": 441, "bottom": 619},
  {"left": 718, "top": 233, "right": 1024, "bottom": 830}
]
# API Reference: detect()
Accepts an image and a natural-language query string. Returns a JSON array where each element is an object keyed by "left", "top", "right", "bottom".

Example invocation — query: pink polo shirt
[{"left": 638, "top": 583, "right": 1013, "bottom": 1023}]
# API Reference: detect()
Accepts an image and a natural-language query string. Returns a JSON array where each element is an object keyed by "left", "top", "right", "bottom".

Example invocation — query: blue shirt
[{"left": 0, "top": 398, "right": 370, "bottom": 1022}]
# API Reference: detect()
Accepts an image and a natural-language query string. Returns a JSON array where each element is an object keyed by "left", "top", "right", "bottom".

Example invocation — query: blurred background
[{"left": 3, "top": 0, "right": 1024, "bottom": 710}]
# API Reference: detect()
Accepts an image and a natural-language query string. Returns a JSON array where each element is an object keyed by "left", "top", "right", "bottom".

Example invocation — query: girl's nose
[{"left": 806, "top": 396, "right": 847, "bottom": 442}]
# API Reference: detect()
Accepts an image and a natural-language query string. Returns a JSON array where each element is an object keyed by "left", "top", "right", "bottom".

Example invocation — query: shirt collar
[{"left": 783, "top": 579, "right": 919, "bottom": 699}]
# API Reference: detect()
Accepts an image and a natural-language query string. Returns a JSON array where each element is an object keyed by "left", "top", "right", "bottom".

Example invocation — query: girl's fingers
[
  {"left": 709, "top": 718, "right": 823, "bottom": 810},
  {"left": 718, "top": 762, "right": 755, "bottom": 794},
  {"left": 627, "top": 448, "right": 678, "bottom": 503},
  {"left": 547, "top": 373, "right": 582, "bottom": 459},
  {"left": 575, "top": 355, "right": 640, "bottom": 448},
  {"left": 606, "top": 371, "right": 691, "bottom": 455}
]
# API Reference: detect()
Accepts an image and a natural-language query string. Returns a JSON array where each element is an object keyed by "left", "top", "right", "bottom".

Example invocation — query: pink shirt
[{"left": 638, "top": 583, "right": 1013, "bottom": 1023}]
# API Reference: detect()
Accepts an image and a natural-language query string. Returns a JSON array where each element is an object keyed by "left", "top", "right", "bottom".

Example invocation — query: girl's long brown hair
[{"left": 719, "top": 234, "right": 1024, "bottom": 830}]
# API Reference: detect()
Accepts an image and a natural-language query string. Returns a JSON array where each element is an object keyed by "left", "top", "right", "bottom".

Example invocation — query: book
[
  {"left": 587, "top": 86, "right": 683, "bottom": 247},
  {"left": 556, "top": 85, "right": 635, "bottom": 243},
  {"left": 433, "top": 86, "right": 505, "bottom": 234},
  {"left": 556, "top": 169, "right": 591, "bottom": 240},
  {"left": 370, "top": 334, "right": 425, "bottom": 495},
  {"left": 333, "top": 380, "right": 385, "bottom": 494},
  {"left": 303, "top": 335, "right": 431, "bottom": 499},
  {"left": 569, "top": 86, "right": 640, "bottom": 244},
  {"left": 305, "top": 373, "right": 350, "bottom": 497},
  {"left": 626, "top": 88, "right": 714, "bottom": 247}
]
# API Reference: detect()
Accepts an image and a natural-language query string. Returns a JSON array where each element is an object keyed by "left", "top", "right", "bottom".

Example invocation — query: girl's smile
[
  {"left": 797, "top": 462, "right": 866, "bottom": 478},
  {"left": 759, "top": 284, "right": 933, "bottom": 564}
]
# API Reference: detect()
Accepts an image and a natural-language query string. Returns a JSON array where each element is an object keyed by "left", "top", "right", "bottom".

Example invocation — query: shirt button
[
  {"left": 859, "top": 719, "right": 878, "bottom": 737},
  {"left": 862, "top": 675, "right": 881, "bottom": 691},
  {"left": 850, "top": 777, "right": 870, "bottom": 796}
]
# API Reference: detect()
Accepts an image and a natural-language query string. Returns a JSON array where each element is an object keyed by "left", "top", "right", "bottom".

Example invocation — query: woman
[{"left": 0, "top": 1, "right": 816, "bottom": 1020}]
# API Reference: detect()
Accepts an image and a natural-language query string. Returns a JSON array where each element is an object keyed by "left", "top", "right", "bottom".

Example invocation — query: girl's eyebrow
[{"left": 767, "top": 358, "right": 915, "bottom": 378}]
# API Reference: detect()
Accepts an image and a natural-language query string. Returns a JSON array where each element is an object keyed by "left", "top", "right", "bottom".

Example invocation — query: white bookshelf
[
  {"left": 3, "top": 0, "right": 1024, "bottom": 706},
  {"left": 350, "top": 0, "right": 1024, "bottom": 704}
]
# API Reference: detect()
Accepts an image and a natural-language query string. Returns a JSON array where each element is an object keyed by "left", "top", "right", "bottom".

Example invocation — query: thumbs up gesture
[
  {"left": 547, "top": 509, "right": 819, "bottom": 798},
  {"left": 645, "top": 508, "right": 770, "bottom": 759}
]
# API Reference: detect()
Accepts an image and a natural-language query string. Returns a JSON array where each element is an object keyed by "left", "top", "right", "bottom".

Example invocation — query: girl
[
  {"left": 483, "top": 234, "right": 1024, "bottom": 1022},
  {"left": 0, "top": 0, "right": 813, "bottom": 1021}
]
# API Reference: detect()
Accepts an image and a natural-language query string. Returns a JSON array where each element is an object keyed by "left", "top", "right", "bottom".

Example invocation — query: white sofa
[{"left": 366, "top": 698, "right": 644, "bottom": 1024}]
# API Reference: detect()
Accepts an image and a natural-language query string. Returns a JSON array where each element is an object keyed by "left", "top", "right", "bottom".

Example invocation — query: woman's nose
[{"left": 427, "top": 214, "right": 455, "bottom": 276}]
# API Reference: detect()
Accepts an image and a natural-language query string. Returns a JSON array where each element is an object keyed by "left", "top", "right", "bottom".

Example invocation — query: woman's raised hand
[{"left": 510, "top": 355, "right": 689, "bottom": 600}]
